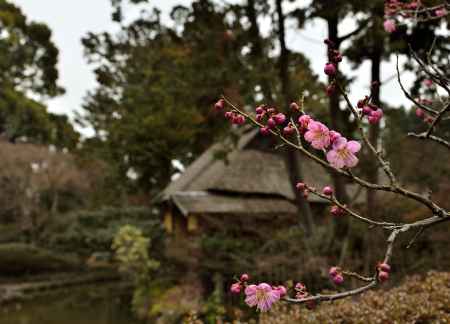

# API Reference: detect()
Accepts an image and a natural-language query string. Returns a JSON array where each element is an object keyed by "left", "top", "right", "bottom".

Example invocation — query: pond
[{"left": 0, "top": 283, "right": 144, "bottom": 324}]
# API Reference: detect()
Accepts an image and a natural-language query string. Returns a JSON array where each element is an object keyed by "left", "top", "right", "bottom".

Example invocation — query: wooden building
[{"left": 157, "top": 127, "right": 350, "bottom": 239}]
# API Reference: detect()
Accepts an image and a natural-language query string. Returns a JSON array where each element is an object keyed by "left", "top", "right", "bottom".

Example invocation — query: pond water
[{"left": 0, "top": 283, "right": 144, "bottom": 324}]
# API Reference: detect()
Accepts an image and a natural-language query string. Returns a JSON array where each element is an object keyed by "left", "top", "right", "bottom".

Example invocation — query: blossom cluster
[
  {"left": 230, "top": 274, "right": 287, "bottom": 312},
  {"left": 357, "top": 96, "right": 384, "bottom": 124},
  {"left": 377, "top": 262, "right": 391, "bottom": 282},
  {"left": 384, "top": 1, "right": 448, "bottom": 33}
]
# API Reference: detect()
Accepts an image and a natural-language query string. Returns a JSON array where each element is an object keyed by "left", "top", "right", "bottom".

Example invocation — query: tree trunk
[
  {"left": 246, "top": 0, "right": 274, "bottom": 104},
  {"left": 275, "top": 0, "right": 314, "bottom": 235}
]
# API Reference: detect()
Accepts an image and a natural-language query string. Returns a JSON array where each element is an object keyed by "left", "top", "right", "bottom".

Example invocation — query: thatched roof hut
[{"left": 158, "top": 127, "right": 359, "bottom": 236}]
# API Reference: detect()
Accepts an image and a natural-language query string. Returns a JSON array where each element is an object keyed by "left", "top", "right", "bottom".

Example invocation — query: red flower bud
[
  {"left": 322, "top": 186, "right": 333, "bottom": 196},
  {"left": 273, "top": 113, "right": 286, "bottom": 125},
  {"left": 379, "top": 263, "right": 391, "bottom": 273},
  {"left": 256, "top": 106, "right": 265, "bottom": 114},
  {"left": 326, "top": 84, "right": 335, "bottom": 96},
  {"left": 240, "top": 273, "right": 249, "bottom": 282},
  {"left": 330, "top": 205, "right": 344, "bottom": 217},
  {"left": 332, "top": 274, "right": 344, "bottom": 285},
  {"left": 415, "top": 108, "right": 424, "bottom": 118},
  {"left": 329, "top": 266, "right": 339, "bottom": 277},
  {"left": 214, "top": 99, "right": 225, "bottom": 111},
  {"left": 378, "top": 271, "right": 389, "bottom": 282},
  {"left": 260, "top": 127, "right": 270, "bottom": 136},
  {"left": 267, "top": 118, "right": 276, "bottom": 129},
  {"left": 230, "top": 283, "right": 241, "bottom": 294},
  {"left": 283, "top": 125, "right": 295, "bottom": 136},
  {"left": 290, "top": 102, "right": 300, "bottom": 111},
  {"left": 324, "top": 63, "right": 337, "bottom": 76},
  {"left": 296, "top": 182, "right": 306, "bottom": 191}
]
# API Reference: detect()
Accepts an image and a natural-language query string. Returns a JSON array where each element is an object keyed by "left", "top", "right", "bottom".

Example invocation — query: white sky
[{"left": 11, "top": 0, "right": 414, "bottom": 136}]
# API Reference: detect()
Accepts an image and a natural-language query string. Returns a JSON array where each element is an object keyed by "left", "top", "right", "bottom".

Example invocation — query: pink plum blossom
[
  {"left": 435, "top": 7, "right": 447, "bottom": 17},
  {"left": 326, "top": 137, "right": 361, "bottom": 169},
  {"left": 298, "top": 114, "right": 312, "bottom": 128},
  {"left": 244, "top": 283, "right": 281, "bottom": 312},
  {"left": 304, "top": 121, "right": 331, "bottom": 149},
  {"left": 274, "top": 285, "right": 287, "bottom": 298},
  {"left": 423, "top": 79, "right": 433, "bottom": 87},
  {"left": 383, "top": 20, "right": 396, "bottom": 33}
]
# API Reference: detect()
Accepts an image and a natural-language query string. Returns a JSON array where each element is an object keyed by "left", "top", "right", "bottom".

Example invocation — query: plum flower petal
[
  {"left": 326, "top": 150, "right": 345, "bottom": 169},
  {"left": 347, "top": 140, "right": 361, "bottom": 153},
  {"left": 304, "top": 121, "right": 331, "bottom": 149},
  {"left": 327, "top": 137, "right": 361, "bottom": 169},
  {"left": 435, "top": 8, "right": 447, "bottom": 17},
  {"left": 383, "top": 20, "right": 396, "bottom": 33},
  {"left": 244, "top": 283, "right": 280, "bottom": 312}
]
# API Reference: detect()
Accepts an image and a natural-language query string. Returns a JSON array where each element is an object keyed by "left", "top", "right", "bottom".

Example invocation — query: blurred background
[{"left": 0, "top": 0, "right": 448, "bottom": 323}]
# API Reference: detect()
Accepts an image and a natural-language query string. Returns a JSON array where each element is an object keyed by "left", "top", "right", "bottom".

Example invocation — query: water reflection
[{"left": 0, "top": 283, "right": 143, "bottom": 324}]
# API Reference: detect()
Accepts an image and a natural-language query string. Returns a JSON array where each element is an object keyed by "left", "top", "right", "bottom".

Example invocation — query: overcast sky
[{"left": 11, "top": 0, "right": 413, "bottom": 136}]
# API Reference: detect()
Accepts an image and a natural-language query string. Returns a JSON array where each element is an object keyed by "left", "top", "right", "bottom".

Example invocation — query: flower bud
[
  {"left": 378, "top": 271, "right": 389, "bottom": 282},
  {"left": 332, "top": 274, "right": 344, "bottom": 285},
  {"left": 330, "top": 205, "right": 344, "bottom": 217},
  {"left": 362, "top": 106, "right": 372, "bottom": 116},
  {"left": 240, "top": 273, "right": 249, "bottom": 282},
  {"left": 275, "top": 285, "right": 287, "bottom": 297},
  {"left": 329, "top": 266, "right": 339, "bottom": 277},
  {"left": 329, "top": 130, "right": 341, "bottom": 143},
  {"left": 415, "top": 108, "right": 424, "bottom": 118},
  {"left": 326, "top": 84, "right": 335, "bottom": 96},
  {"left": 290, "top": 102, "right": 300, "bottom": 111},
  {"left": 283, "top": 125, "right": 294, "bottom": 136},
  {"left": 383, "top": 19, "right": 396, "bottom": 33},
  {"left": 267, "top": 118, "right": 276, "bottom": 129},
  {"left": 224, "top": 111, "right": 233, "bottom": 119},
  {"left": 296, "top": 182, "right": 306, "bottom": 191},
  {"left": 324, "top": 63, "right": 337, "bottom": 76},
  {"left": 379, "top": 263, "right": 391, "bottom": 273},
  {"left": 298, "top": 115, "right": 312, "bottom": 128},
  {"left": 230, "top": 283, "right": 241, "bottom": 294},
  {"left": 295, "top": 282, "right": 306, "bottom": 291},
  {"left": 233, "top": 115, "right": 246, "bottom": 125},
  {"left": 322, "top": 186, "right": 333, "bottom": 196},
  {"left": 273, "top": 113, "right": 286, "bottom": 125},
  {"left": 260, "top": 127, "right": 270, "bottom": 136},
  {"left": 255, "top": 106, "right": 265, "bottom": 114},
  {"left": 214, "top": 99, "right": 225, "bottom": 111}
]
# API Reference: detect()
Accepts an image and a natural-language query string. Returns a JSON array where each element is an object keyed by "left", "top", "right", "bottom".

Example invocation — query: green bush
[{"left": 42, "top": 207, "right": 164, "bottom": 255}]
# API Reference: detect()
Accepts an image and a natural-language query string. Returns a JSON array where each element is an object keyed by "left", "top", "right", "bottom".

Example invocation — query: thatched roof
[
  {"left": 158, "top": 127, "right": 351, "bottom": 217},
  {"left": 171, "top": 191, "right": 298, "bottom": 216}
]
